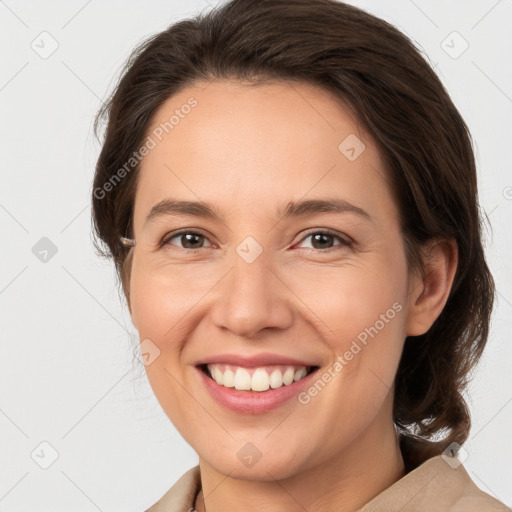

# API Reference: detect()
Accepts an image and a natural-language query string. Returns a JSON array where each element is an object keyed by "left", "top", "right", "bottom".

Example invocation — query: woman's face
[{"left": 129, "top": 80, "right": 419, "bottom": 479}]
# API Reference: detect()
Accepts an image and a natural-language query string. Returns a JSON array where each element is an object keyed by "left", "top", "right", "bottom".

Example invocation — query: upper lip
[{"left": 194, "top": 352, "right": 319, "bottom": 368}]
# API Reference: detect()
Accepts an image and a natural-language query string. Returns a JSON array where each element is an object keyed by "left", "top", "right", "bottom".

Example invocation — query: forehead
[
  {"left": 145, "top": 79, "right": 363, "bottom": 157},
  {"left": 134, "top": 79, "right": 396, "bottom": 227}
]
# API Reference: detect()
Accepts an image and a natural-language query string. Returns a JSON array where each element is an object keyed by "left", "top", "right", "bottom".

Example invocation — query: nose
[{"left": 209, "top": 252, "right": 294, "bottom": 338}]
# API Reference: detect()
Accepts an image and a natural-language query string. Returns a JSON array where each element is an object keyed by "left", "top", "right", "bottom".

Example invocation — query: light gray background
[{"left": 1, "top": 0, "right": 511, "bottom": 510}]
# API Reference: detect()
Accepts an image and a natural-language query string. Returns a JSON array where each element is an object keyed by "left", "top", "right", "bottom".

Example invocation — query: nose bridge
[{"left": 209, "top": 241, "right": 293, "bottom": 337}]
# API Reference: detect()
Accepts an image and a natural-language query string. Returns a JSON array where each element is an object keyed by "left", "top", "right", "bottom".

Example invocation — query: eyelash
[{"left": 159, "top": 228, "right": 353, "bottom": 253}]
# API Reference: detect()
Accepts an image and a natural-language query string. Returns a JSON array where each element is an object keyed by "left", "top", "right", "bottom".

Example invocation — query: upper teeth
[{"left": 206, "top": 363, "right": 310, "bottom": 392}]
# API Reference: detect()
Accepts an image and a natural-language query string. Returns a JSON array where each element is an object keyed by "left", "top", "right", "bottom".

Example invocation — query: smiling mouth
[{"left": 198, "top": 363, "right": 320, "bottom": 392}]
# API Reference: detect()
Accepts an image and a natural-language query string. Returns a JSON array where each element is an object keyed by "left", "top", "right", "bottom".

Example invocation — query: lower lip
[{"left": 195, "top": 366, "right": 319, "bottom": 415}]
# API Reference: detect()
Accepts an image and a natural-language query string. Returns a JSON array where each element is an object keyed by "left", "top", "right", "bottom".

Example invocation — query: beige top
[{"left": 146, "top": 454, "right": 510, "bottom": 511}]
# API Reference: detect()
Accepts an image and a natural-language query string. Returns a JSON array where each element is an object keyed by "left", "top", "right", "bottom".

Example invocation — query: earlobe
[{"left": 405, "top": 238, "right": 458, "bottom": 337}]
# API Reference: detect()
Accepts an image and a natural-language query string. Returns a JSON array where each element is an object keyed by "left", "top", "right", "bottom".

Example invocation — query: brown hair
[{"left": 91, "top": 0, "right": 494, "bottom": 468}]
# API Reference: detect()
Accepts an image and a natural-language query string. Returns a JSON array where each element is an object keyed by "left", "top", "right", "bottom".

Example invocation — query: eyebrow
[{"left": 144, "top": 197, "right": 372, "bottom": 226}]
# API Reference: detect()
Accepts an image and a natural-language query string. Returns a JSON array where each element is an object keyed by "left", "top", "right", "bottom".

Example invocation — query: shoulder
[
  {"left": 358, "top": 454, "right": 510, "bottom": 511},
  {"left": 145, "top": 465, "right": 201, "bottom": 512}
]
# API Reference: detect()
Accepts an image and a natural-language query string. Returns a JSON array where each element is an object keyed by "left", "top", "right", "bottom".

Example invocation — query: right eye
[{"left": 161, "top": 230, "right": 216, "bottom": 251}]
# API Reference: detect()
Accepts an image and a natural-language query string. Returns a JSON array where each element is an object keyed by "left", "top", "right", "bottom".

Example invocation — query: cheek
[
  {"left": 297, "top": 249, "right": 408, "bottom": 395},
  {"left": 129, "top": 257, "right": 193, "bottom": 341},
  {"left": 129, "top": 263, "right": 198, "bottom": 429},
  {"left": 287, "top": 252, "right": 407, "bottom": 346},
  {"left": 297, "top": 268, "right": 407, "bottom": 440}
]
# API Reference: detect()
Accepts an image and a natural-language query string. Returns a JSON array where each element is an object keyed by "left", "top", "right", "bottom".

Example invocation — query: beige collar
[{"left": 146, "top": 455, "right": 509, "bottom": 511}]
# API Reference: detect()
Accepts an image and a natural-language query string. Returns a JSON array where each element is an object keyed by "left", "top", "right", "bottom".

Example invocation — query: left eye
[{"left": 296, "top": 231, "right": 352, "bottom": 251}]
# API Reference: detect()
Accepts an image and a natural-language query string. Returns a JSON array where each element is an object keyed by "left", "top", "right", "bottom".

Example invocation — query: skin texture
[{"left": 128, "top": 80, "right": 458, "bottom": 512}]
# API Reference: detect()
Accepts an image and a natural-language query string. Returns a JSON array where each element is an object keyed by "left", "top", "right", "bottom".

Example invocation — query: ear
[{"left": 405, "top": 238, "right": 458, "bottom": 336}]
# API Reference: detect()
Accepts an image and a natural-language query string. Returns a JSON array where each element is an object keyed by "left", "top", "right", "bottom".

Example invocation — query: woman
[{"left": 91, "top": 0, "right": 509, "bottom": 510}]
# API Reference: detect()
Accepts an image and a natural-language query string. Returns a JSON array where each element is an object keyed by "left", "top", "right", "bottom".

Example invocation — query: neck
[{"left": 194, "top": 418, "right": 405, "bottom": 512}]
